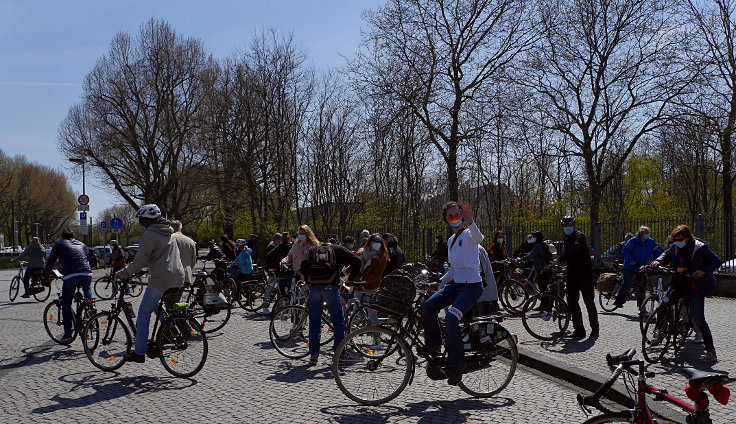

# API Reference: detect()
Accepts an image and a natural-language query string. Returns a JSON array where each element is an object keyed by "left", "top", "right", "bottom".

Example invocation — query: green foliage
[{"left": 623, "top": 155, "right": 684, "bottom": 219}]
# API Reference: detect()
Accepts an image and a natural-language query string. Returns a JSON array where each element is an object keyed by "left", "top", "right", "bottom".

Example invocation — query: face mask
[
  {"left": 447, "top": 215, "right": 463, "bottom": 228},
  {"left": 563, "top": 227, "right": 574, "bottom": 235},
  {"left": 673, "top": 241, "right": 686, "bottom": 248},
  {"left": 298, "top": 234, "right": 307, "bottom": 241},
  {"left": 372, "top": 242, "right": 382, "bottom": 250},
  {"left": 527, "top": 237, "right": 536, "bottom": 244},
  {"left": 643, "top": 234, "right": 651, "bottom": 240},
  {"left": 497, "top": 238, "right": 504, "bottom": 244},
  {"left": 347, "top": 244, "right": 354, "bottom": 249}
]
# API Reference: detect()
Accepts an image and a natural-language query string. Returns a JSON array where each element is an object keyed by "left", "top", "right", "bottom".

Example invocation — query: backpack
[
  {"left": 543, "top": 240, "right": 556, "bottom": 263},
  {"left": 308, "top": 245, "right": 337, "bottom": 284}
]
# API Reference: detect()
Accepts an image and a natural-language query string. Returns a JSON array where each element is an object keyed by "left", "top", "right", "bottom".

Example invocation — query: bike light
[
  {"left": 708, "top": 383, "right": 730, "bottom": 405},
  {"left": 685, "top": 382, "right": 700, "bottom": 402},
  {"left": 513, "top": 334, "right": 518, "bottom": 344}
]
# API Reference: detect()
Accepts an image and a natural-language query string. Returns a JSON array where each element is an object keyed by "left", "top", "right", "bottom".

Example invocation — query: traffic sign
[
  {"left": 77, "top": 194, "right": 90, "bottom": 205},
  {"left": 110, "top": 217, "right": 123, "bottom": 230},
  {"left": 77, "top": 205, "right": 89, "bottom": 211},
  {"left": 100, "top": 221, "right": 107, "bottom": 232},
  {"left": 80, "top": 211, "right": 87, "bottom": 226}
]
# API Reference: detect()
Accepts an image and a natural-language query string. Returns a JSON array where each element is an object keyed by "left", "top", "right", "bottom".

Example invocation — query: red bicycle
[{"left": 577, "top": 348, "right": 730, "bottom": 423}]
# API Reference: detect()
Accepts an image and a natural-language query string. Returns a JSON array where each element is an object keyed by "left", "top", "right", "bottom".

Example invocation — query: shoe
[
  {"left": 126, "top": 352, "right": 146, "bottom": 363},
  {"left": 570, "top": 330, "right": 586, "bottom": 339},
  {"left": 308, "top": 356, "right": 318, "bottom": 366},
  {"left": 262, "top": 307, "right": 270, "bottom": 315},
  {"left": 540, "top": 311, "right": 551, "bottom": 321},
  {"left": 701, "top": 350, "right": 718, "bottom": 364},
  {"left": 692, "top": 335, "right": 704, "bottom": 344},
  {"left": 59, "top": 333, "right": 74, "bottom": 344},
  {"left": 590, "top": 328, "right": 599, "bottom": 338},
  {"left": 21, "top": 293, "right": 30, "bottom": 298},
  {"left": 446, "top": 364, "right": 466, "bottom": 386}
]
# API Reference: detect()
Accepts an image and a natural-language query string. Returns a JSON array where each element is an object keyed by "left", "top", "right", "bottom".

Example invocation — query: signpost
[
  {"left": 110, "top": 217, "right": 123, "bottom": 235},
  {"left": 77, "top": 194, "right": 89, "bottom": 205},
  {"left": 100, "top": 221, "right": 107, "bottom": 233}
]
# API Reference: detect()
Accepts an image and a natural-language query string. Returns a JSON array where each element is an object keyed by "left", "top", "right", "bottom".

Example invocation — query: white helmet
[{"left": 137, "top": 204, "right": 161, "bottom": 219}]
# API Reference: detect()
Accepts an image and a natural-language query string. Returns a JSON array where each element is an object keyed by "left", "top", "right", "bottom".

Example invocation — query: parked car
[
  {"left": 92, "top": 245, "right": 112, "bottom": 266},
  {"left": 125, "top": 245, "right": 140, "bottom": 262}
]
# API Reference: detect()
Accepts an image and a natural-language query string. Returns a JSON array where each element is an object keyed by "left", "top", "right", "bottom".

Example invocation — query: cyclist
[
  {"left": 553, "top": 216, "right": 599, "bottom": 339},
  {"left": 342, "top": 236, "right": 356, "bottom": 252},
  {"left": 352, "top": 233, "right": 389, "bottom": 331},
  {"left": 422, "top": 201, "right": 484, "bottom": 385},
  {"left": 109, "top": 240, "right": 128, "bottom": 296},
  {"left": 246, "top": 234, "right": 259, "bottom": 262},
  {"left": 281, "top": 225, "right": 319, "bottom": 281},
  {"left": 115, "top": 204, "right": 185, "bottom": 364},
  {"left": 171, "top": 220, "right": 197, "bottom": 287},
  {"left": 299, "top": 236, "right": 361, "bottom": 366},
  {"left": 266, "top": 232, "right": 293, "bottom": 296},
  {"left": 200, "top": 240, "right": 224, "bottom": 261},
  {"left": 42, "top": 229, "right": 92, "bottom": 343},
  {"left": 513, "top": 234, "right": 534, "bottom": 257},
  {"left": 12, "top": 236, "right": 46, "bottom": 298},
  {"left": 614, "top": 226, "right": 661, "bottom": 309},
  {"left": 430, "top": 234, "right": 449, "bottom": 272},
  {"left": 220, "top": 234, "right": 237, "bottom": 261},
  {"left": 233, "top": 239, "right": 253, "bottom": 282},
  {"left": 382, "top": 233, "right": 405, "bottom": 275},
  {"left": 649, "top": 224, "right": 722, "bottom": 363},
  {"left": 521, "top": 231, "right": 551, "bottom": 284}
]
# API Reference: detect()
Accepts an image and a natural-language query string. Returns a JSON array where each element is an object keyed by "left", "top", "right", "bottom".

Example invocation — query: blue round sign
[{"left": 110, "top": 217, "right": 123, "bottom": 230}]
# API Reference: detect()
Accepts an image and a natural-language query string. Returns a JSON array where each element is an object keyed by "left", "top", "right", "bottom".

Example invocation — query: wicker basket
[{"left": 597, "top": 273, "right": 620, "bottom": 293}]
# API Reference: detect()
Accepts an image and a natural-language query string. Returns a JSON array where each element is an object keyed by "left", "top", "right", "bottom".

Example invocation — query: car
[
  {"left": 125, "top": 245, "right": 140, "bottom": 261},
  {"left": 92, "top": 245, "right": 113, "bottom": 265}
]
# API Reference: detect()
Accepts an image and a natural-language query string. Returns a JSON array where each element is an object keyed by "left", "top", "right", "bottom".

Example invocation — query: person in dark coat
[
  {"left": 430, "top": 235, "right": 449, "bottom": 271},
  {"left": 382, "top": 233, "right": 405, "bottom": 275},
  {"left": 554, "top": 216, "right": 599, "bottom": 339},
  {"left": 487, "top": 230, "right": 508, "bottom": 262},
  {"left": 513, "top": 234, "right": 535, "bottom": 257}
]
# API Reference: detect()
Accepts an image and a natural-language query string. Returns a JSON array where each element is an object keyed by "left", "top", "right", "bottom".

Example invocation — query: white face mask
[
  {"left": 372, "top": 242, "right": 382, "bottom": 251},
  {"left": 528, "top": 237, "right": 536, "bottom": 244},
  {"left": 497, "top": 238, "right": 504, "bottom": 244},
  {"left": 298, "top": 234, "right": 307, "bottom": 241}
]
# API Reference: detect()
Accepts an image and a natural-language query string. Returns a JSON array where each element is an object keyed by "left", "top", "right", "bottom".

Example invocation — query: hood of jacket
[{"left": 146, "top": 223, "right": 173, "bottom": 236}]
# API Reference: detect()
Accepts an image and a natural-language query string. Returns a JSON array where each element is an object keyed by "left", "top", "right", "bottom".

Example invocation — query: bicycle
[
  {"left": 638, "top": 267, "right": 667, "bottom": 334},
  {"left": 598, "top": 265, "right": 651, "bottom": 313},
  {"left": 93, "top": 268, "right": 146, "bottom": 300},
  {"left": 9, "top": 261, "right": 51, "bottom": 302},
  {"left": 577, "top": 348, "right": 730, "bottom": 423},
  {"left": 183, "top": 261, "right": 233, "bottom": 333},
  {"left": 81, "top": 280, "right": 207, "bottom": 378},
  {"left": 494, "top": 259, "right": 537, "bottom": 316},
  {"left": 43, "top": 277, "right": 98, "bottom": 345},
  {"left": 331, "top": 294, "right": 518, "bottom": 405},
  {"left": 520, "top": 264, "right": 571, "bottom": 341}
]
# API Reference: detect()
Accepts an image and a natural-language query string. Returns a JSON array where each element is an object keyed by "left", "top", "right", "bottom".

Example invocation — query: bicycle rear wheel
[
  {"left": 9, "top": 276, "right": 20, "bottom": 301},
  {"left": 521, "top": 293, "right": 570, "bottom": 341},
  {"left": 94, "top": 276, "right": 115, "bottom": 300},
  {"left": 270, "top": 305, "right": 310, "bottom": 359},
  {"left": 498, "top": 279, "right": 530, "bottom": 316},
  {"left": 642, "top": 306, "right": 671, "bottom": 363},
  {"left": 192, "top": 302, "right": 231, "bottom": 334},
  {"left": 598, "top": 283, "right": 619, "bottom": 312},
  {"left": 33, "top": 284, "right": 51, "bottom": 302},
  {"left": 332, "top": 325, "right": 413, "bottom": 406},
  {"left": 638, "top": 294, "right": 660, "bottom": 334},
  {"left": 245, "top": 282, "right": 267, "bottom": 312},
  {"left": 82, "top": 312, "right": 130, "bottom": 371},
  {"left": 43, "top": 300, "right": 77, "bottom": 344},
  {"left": 158, "top": 315, "right": 208, "bottom": 378},
  {"left": 458, "top": 330, "right": 518, "bottom": 397}
]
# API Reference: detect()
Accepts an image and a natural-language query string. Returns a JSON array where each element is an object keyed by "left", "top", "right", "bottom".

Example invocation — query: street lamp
[{"left": 68, "top": 157, "right": 86, "bottom": 195}]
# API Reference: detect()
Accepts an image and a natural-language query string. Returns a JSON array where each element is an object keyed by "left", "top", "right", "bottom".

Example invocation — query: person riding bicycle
[
  {"left": 200, "top": 240, "right": 224, "bottom": 261},
  {"left": 382, "top": 233, "right": 405, "bottom": 276},
  {"left": 115, "top": 204, "right": 185, "bottom": 364},
  {"left": 12, "top": 236, "right": 46, "bottom": 298},
  {"left": 42, "top": 229, "right": 92, "bottom": 343},
  {"left": 299, "top": 235, "right": 361, "bottom": 366},
  {"left": 422, "top": 201, "right": 484, "bottom": 385},
  {"left": 220, "top": 234, "right": 238, "bottom": 261},
  {"left": 614, "top": 226, "right": 662, "bottom": 309},
  {"left": 487, "top": 230, "right": 508, "bottom": 262},
  {"left": 350, "top": 233, "right": 388, "bottom": 331},
  {"left": 649, "top": 224, "right": 722, "bottom": 364},
  {"left": 232, "top": 239, "right": 253, "bottom": 282},
  {"left": 109, "top": 239, "right": 129, "bottom": 296}
]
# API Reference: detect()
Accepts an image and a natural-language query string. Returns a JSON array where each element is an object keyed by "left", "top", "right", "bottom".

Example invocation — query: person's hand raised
[{"left": 461, "top": 201, "right": 474, "bottom": 225}]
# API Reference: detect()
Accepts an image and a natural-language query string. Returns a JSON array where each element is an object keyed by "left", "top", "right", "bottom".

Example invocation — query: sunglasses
[
  {"left": 672, "top": 238, "right": 685, "bottom": 242},
  {"left": 371, "top": 239, "right": 382, "bottom": 243}
]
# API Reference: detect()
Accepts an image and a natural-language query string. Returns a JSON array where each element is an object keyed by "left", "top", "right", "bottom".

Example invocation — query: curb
[{"left": 518, "top": 347, "right": 687, "bottom": 423}]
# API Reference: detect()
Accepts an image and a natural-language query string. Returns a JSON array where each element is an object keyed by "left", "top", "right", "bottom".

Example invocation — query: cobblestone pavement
[
  {"left": 502, "top": 292, "right": 736, "bottom": 423},
  {"left": 1, "top": 268, "right": 594, "bottom": 424}
]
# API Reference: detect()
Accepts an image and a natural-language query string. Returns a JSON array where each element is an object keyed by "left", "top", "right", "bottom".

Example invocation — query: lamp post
[{"left": 69, "top": 157, "right": 87, "bottom": 244}]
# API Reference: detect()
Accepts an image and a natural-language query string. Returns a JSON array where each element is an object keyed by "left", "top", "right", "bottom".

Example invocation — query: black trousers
[{"left": 567, "top": 274, "right": 598, "bottom": 333}]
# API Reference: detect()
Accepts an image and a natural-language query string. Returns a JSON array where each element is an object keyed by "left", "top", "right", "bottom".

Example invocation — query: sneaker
[
  {"left": 540, "top": 311, "right": 551, "bottom": 321},
  {"left": 692, "top": 335, "right": 704, "bottom": 344},
  {"left": 262, "top": 307, "right": 270, "bottom": 315},
  {"left": 701, "top": 350, "right": 718, "bottom": 364},
  {"left": 445, "top": 364, "right": 466, "bottom": 386},
  {"left": 59, "top": 333, "right": 74, "bottom": 344},
  {"left": 308, "top": 356, "right": 319, "bottom": 366},
  {"left": 20, "top": 294, "right": 30, "bottom": 298},
  {"left": 570, "top": 330, "right": 586, "bottom": 339},
  {"left": 126, "top": 352, "right": 146, "bottom": 363}
]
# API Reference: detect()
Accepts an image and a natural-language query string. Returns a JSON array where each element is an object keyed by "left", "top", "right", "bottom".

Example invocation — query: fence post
[
  {"left": 593, "top": 222, "right": 602, "bottom": 266},
  {"left": 726, "top": 215, "right": 734, "bottom": 261},
  {"left": 505, "top": 225, "right": 513, "bottom": 257},
  {"left": 426, "top": 228, "right": 433, "bottom": 257},
  {"left": 695, "top": 214, "right": 705, "bottom": 240}
]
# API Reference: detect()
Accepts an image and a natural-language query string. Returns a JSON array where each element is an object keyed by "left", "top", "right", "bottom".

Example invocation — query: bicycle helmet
[
  {"left": 235, "top": 238, "right": 246, "bottom": 246},
  {"left": 137, "top": 204, "right": 161, "bottom": 219},
  {"left": 560, "top": 216, "right": 575, "bottom": 225}
]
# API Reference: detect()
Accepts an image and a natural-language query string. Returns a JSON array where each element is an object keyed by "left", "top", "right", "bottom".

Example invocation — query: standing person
[
  {"left": 246, "top": 234, "right": 259, "bottom": 262},
  {"left": 422, "top": 201, "right": 484, "bottom": 385},
  {"left": 220, "top": 235, "right": 237, "bottom": 261},
  {"left": 264, "top": 233, "right": 282, "bottom": 257},
  {"left": 42, "top": 229, "right": 92, "bottom": 343},
  {"left": 280, "top": 225, "right": 320, "bottom": 279},
  {"left": 352, "top": 233, "right": 388, "bottom": 333},
  {"left": 614, "top": 226, "right": 662, "bottom": 308},
  {"left": 12, "top": 236, "right": 45, "bottom": 298},
  {"left": 476, "top": 244, "right": 499, "bottom": 314},
  {"left": 649, "top": 225, "right": 722, "bottom": 363},
  {"left": 522, "top": 231, "right": 552, "bottom": 287},
  {"left": 554, "top": 216, "right": 599, "bottom": 339},
  {"left": 171, "top": 220, "right": 197, "bottom": 287},
  {"left": 614, "top": 233, "right": 635, "bottom": 261},
  {"left": 430, "top": 235, "right": 449, "bottom": 272},
  {"left": 382, "top": 233, "right": 405, "bottom": 275},
  {"left": 359, "top": 229, "right": 370, "bottom": 247},
  {"left": 266, "top": 232, "right": 293, "bottom": 296},
  {"left": 109, "top": 240, "right": 128, "bottom": 296},
  {"left": 115, "top": 205, "right": 185, "bottom": 363},
  {"left": 513, "top": 235, "right": 535, "bottom": 258},
  {"left": 487, "top": 230, "right": 508, "bottom": 262},
  {"left": 300, "top": 236, "right": 361, "bottom": 366}
]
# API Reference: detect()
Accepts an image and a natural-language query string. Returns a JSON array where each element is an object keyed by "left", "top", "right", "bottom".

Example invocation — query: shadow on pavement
[
  {"left": 32, "top": 371, "right": 197, "bottom": 414},
  {"left": 320, "top": 397, "right": 514, "bottom": 423},
  {"left": 539, "top": 335, "right": 597, "bottom": 353},
  {"left": 0, "top": 343, "right": 80, "bottom": 373},
  {"left": 257, "top": 357, "right": 335, "bottom": 383}
]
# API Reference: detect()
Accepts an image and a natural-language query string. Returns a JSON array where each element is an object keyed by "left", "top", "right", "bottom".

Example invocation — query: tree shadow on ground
[
  {"left": 320, "top": 397, "right": 514, "bottom": 424},
  {"left": 32, "top": 371, "right": 197, "bottom": 414},
  {"left": 0, "top": 343, "right": 81, "bottom": 373}
]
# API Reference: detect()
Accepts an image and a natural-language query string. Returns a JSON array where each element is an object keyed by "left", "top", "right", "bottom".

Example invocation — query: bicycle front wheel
[
  {"left": 9, "top": 276, "right": 20, "bottom": 301},
  {"left": 458, "top": 330, "right": 518, "bottom": 397},
  {"left": 94, "top": 276, "right": 115, "bottom": 300},
  {"left": 638, "top": 294, "right": 660, "bottom": 334},
  {"left": 82, "top": 312, "right": 130, "bottom": 371},
  {"left": 332, "top": 325, "right": 413, "bottom": 406},
  {"left": 598, "top": 285, "right": 619, "bottom": 312},
  {"left": 33, "top": 284, "right": 51, "bottom": 302},
  {"left": 43, "top": 300, "right": 77, "bottom": 344},
  {"left": 127, "top": 279, "right": 144, "bottom": 297},
  {"left": 270, "top": 305, "right": 311, "bottom": 359},
  {"left": 158, "top": 315, "right": 208, "bottom": 378},
  {"left": 642, "top": 306, "right": 671, "bottom": 363},
  {"left": 521, "top": 294, "right": 570, "bottom": 341},
  {"left": 498, "top": 279, "right": 530, "bottom": 316},
  {"left": 192, "top": 302, "right": 231, "bottom": 334}
]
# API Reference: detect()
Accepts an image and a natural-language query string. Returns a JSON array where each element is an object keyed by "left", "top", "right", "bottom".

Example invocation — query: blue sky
[{"left": 0, "top": 0, "right": 382, "bottom": 221}]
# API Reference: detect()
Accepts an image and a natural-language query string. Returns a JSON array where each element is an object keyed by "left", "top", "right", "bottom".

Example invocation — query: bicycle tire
[
  {"left": 93, "top": 276, "right": 115, "bottom": 300},
  {"left": 9, "top": 276, "right": 20, "bottom": 301},
  {"left": 33, "top": 284, "right": 51, "bottom": 302},
  {"left": 245, "top": 282, "right": 267, "bottom": 312},
  {"left": 158, "top": 314, "right": 208, "bottom": 378},
  {"left": 581, "top": 415, "right": 630, "bottom": 423},
  {"left": 642, "top": 305, "right": 671, "bottom": 363},
  {"left": 44, "top": 300, "right": 77, "bottom": 344},
  {"left": 127, "top": 279, "right": 144, "bottom": 297},
  {"left": 458, "top": 331, "right": 518, "bottom": 398},
  {"left": 82, "top": 312, "right": 130, "bottom": 371},
  {"left": 498, "top": 279, "right": 530, "bottom": 316},
  {"left": 671, "top": 303, "right": 693, "bottom": 352},
  {"left": 332, "top": 325, "right": 413, "bottom": 406},
  {"left": 192, "top": 300, "right": 231, "bottom": 334},
  {"left": 521, "top": 293, "right": 570, "bottom": 341},
  {"left": 638, "top": 294, "right": 660, "bottom": 334},
  {"left": 598, "top": 284, "right": 619, "bottom": 312},
  {"left": 270, "top": 305, "right": 311, "bottom": 359}
]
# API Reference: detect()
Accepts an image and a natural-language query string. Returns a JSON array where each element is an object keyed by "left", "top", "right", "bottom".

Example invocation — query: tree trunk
[{"left": 447, "top": 143, "right": 459, "bottom": 202}]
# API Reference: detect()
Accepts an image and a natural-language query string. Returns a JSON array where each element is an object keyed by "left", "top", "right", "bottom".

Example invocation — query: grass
[{"left": 0, "top": 255, "right": 20, "bottom": 269}]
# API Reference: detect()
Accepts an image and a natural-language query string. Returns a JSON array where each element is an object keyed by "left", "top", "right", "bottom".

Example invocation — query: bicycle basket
[
  {"left": 596, "top": 273, "right": 619, "bottom": 293},
  {"left": 368, "top": 270, "right": 416, "bottom": 316}
]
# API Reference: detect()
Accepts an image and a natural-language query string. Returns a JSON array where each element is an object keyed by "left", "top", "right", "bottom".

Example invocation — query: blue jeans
[
  {"left": 278, "top": 274, "right": 293, "bottom": 296},
  {"left": 134, "top": 286, "right": 166, "bottom": 355},
  {"left": 307, "top": 285, "right": 344, "bottom": 357},
  {"left": 62, "top": 275, "right": 92, "bottom": 335},
  {"left": 689, "top": 292, "right": 714, "bottom": 351},
  {"left": 23, "top": 267, "right": 43, "bottom": 294},
  {"left": 615, "top": 269, "right": 635, "bottom": 305},
  {"left": 422, "top": 282, "right": 483, "bottom": 368}
]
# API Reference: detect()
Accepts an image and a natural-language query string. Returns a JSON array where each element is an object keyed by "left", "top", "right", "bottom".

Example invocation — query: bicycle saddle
[
  {"left": 193, "top": 270, "right": 209, "bottom": 277},
  {"left": 681, "top": 368, "right": 729, "bottom": 387}
]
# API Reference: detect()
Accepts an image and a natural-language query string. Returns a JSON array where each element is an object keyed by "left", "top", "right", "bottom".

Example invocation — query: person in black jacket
[
  {"left": 554, "top": 216, "right": 599, "bottom": 339},
  {"left": 382, "top": 233, "right": 405, "bottom": 275},
  {"left": 266, "top": 232, "right": 293, "bottom": 296},
  {"left": 200, "top": 241, "right": 224, "bottom": 261},
  {"left": 300, "top": 243, "right": 361, "bottom": 365},
  {"left": 430, "top": 235, "right": 449, "bottom": 272},
  {"left": 513, "top": 234, "right": 535, "bottom": 257}
]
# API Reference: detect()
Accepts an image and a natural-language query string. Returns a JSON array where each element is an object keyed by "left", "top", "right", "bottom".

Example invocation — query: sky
[{"left": 0, "top": 0, "right": 383, "bottom": 224}]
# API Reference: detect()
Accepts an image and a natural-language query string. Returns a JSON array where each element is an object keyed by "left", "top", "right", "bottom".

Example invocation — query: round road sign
[{"left": 78, "top": 194, "right": 90, "bottom": 205}]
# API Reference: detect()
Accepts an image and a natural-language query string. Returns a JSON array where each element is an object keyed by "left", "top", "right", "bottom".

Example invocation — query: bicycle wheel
[
  {"left": 33, "top": 284, "right": 51, "bottom": 302},
  {"left": 82, "top": 312, "right": 130, "bottom": 371},
  {"left": 582, "top": 415, "right": 630, "bottom": 423},
  {"left": 127, "top": 279, "right": 144, "bottom": 297},
  {"left": 8, "top": 276, "right": 20, "bottom": 301},
  {"left": 521, "top": 293, "right": 570, "bottom": 341},
  {"left": 498, "top": 279, "right": 530, "bottom": 315},
  {"left": 94, "top": 276, "right": 115, "bottom": 300},
  {"left": 270, "top": 305, "right": 311, "bottom": 359},
  {"left": 671, "top": 305, "right": 693, "bottom": 352},
  {"left": 245, "top": 283, "right": 267, "bottom": 312},
  {"left": 638, "top": 294, "right": 660, "bottom": 334},
  {"left": 642, "top": 306, "right": 671, "bottom": 363},
  {"left": 158, "top": 314, "right": 208, "bottom": 378},
  {"left": 192, "top": 302, "right": 231, "bottom": 334},
  {"left": 222, "top": 277, "right": 237, "bottom": 303},
  {"left": 598, "top": 284, "right": 619, "bottom": 312},
  {"left": 43, "top": 300, "right": 77, "bottom": 344},
  {"left": 332, "top": 325, "right": 413, "bottom": 406},
  {"left": 458, "top": 330, "right": 518, "bottom": 397},
  {"left": 235, "top": 282, "right": 253, "bottom": 310}
]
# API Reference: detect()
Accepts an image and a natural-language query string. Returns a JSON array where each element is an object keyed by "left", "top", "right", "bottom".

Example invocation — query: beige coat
[
  {"left": 172, "top": 231, "right": 197, "bottom": 283},
  {"left": 117, "top": 223, "right": 185, "bottom": 289}
]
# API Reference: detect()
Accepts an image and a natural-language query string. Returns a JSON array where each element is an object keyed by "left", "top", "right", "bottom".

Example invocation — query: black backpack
[
  {"left": 543, "top": 243, "right": 554, "bottom": 263},
  {"left": 308, "top": 245, "right": 337, "bottom": 284}
]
